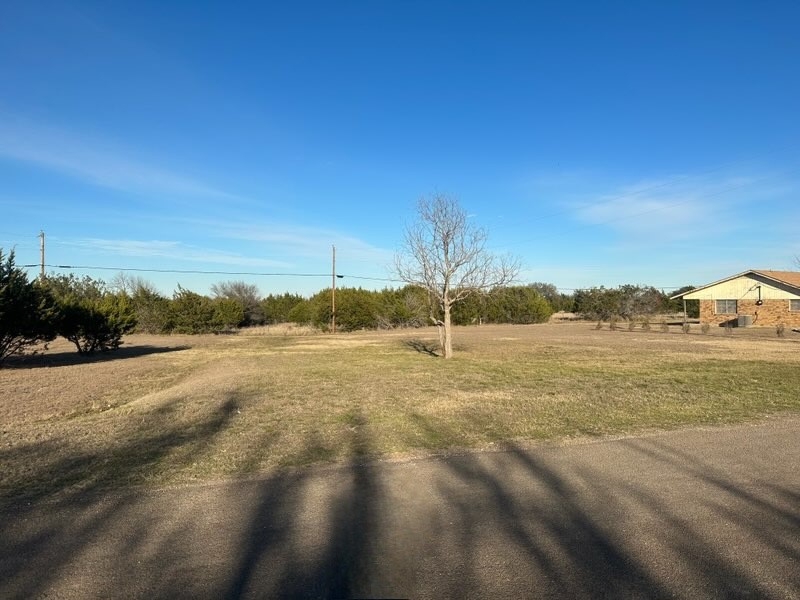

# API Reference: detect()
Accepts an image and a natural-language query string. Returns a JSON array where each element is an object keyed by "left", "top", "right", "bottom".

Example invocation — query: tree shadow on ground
[
  {"left": 2, "top": 344, "right": 190, "bottom": 369},
  {"left": 1, "top": 414, "right": 798, "bottom": 599},
  {"left": 0, "top": 393, "right": 242, "bottom": 599},
  {"left": 421, "top": 437, "right": 798, "bottom": 598},
  {"left": 623, "top": 437, "right": 800, "bottom": 584},
  {"left": 430, "top": 449, "right": 667, "bottom": 597},
  {"left": 223, "top": 409, "right": 383, "bottom": 599},
  {"left": 403, "top": 338, "right": 439, "bottom": 356}
]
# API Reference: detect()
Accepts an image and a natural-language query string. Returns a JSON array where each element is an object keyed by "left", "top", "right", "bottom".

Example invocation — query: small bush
[
  {"left": 169, "top": 285, "right": 216, "bottom": 334},
  {"left": 641, "top": 318, "right": 651, "bottom": 332},
  {"left": 609, "top": 317, "right": 619, "bottom": 331},
  {"left": 56, "top": 293, "right": 136, "bottom": 353},
  {"left": 210, "top": 280, "right": 263, "bottom": 326},
  {"left": 777, "top": 323, "right": 786, "bottom": 338},
  {"left": 724, "top": 321, "right": 733, "bottom": 335},
  {"left": 682, "top": 322, "right": 691, "bottom": 334},
  {"left": 212, "top": 298, "right": 245, "bottom": 332},
  {"left": 311, "top": 287, "right": 382, "bottom": 332},
  {"left": 594, "top": 320, "right": 603, "bottom": 330},
  {"left": 262, "top": 293, "right": 306, "bottom": 325},
  {"left": 44, "top": 274, "right": 136, "bottom": 353},
  {"left": 287, "top": 299, "right": 314, "bottom": 325},
  {"left": 131, "top": 287, "right": 171, "bottom": 333},
  {"left": 628, "top": 320, "right": 636, "bottom": 332},
  {"left": 700, "top": 322, "right": 710, "bottom": 334},
  {"left": 480, "top": 286, "right": 554, "bottom": 325},
  {"left": 660, "top": 321, "right": 669, "bottom": 333}
]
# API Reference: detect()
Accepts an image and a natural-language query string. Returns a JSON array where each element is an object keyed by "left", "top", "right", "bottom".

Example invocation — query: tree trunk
[
  {"left": 443, "top": 303, "right": 453, "bottom": 359},
  {"left": 430, "top": 312, "right": 445, "bottom": 355}
]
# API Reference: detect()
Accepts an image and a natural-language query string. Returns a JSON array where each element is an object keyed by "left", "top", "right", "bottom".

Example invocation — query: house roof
[
  {"left": 670, "top": 269, "right": 800, "bottom": 299},
  {"left": 756, "top": 270, "right": 800, "bottom": 288}
]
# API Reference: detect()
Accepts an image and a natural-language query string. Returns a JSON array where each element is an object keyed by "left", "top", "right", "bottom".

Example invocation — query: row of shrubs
[
  {"left": 124, "top": 279, "right": 555, "bottom": 334},
  {"left": 598, "top": 319, "right": 789, "bottom": 337},
  {"left": 0, "top": 250, "right": 555, "bottom": 362},
  {"left": 130, "top": 280, "right": 691, "bottom": 333}
]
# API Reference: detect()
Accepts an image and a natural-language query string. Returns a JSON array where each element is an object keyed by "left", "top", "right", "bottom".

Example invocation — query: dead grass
[
  {"left": 2, "top": 322, "right": 799, "bottom": 506},
  {"left": 244, "top": 323, "right": 320, "bottom": 336}
]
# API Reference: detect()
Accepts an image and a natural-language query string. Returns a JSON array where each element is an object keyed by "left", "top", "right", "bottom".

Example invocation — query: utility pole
[
  {"left": 38, "top": 230, "right": 45, "bottom": 280},
  {"left": 331, "top": 244, "right": 336, "bottom": 334}
]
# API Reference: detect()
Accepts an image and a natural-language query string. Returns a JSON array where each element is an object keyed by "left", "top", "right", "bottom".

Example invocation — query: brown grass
[{"left": 2, "top": 322, "right": 799, "bottom": 506}]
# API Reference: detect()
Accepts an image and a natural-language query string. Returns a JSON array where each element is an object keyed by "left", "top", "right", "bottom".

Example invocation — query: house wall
[
  {"left": 699, "top": 299, "right": 800, "bottom": 326},
  {"left": 687, "top": 273, "right": 800, "bottom": 326}
]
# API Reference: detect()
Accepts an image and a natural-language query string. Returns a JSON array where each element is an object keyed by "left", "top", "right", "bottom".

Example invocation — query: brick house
[{"left": 672, "top": 270, "right": 800, "bottom": 327}]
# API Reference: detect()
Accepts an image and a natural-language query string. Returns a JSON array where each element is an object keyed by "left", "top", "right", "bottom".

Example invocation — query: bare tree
[
  {"left": 210, "top": 280, "right": 264, "bottom": 325},
  {"left": 395, "top": 194, "right": 519, "bottom": 358},
  {"left": 109, "top": 272, "right": 158, "bottom": 296}
]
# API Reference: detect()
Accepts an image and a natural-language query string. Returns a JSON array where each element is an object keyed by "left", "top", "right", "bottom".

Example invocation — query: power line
[
  {"left": 338, "top": 274, "right": 404, "bottom": 283},
  {"left": 21, "top": 264, "right": 332, "bottom": 277},
  {"left": 18, "top": 263, "right": 691, "bottom": 292},
  {"left": 17, "top": 262, "right": 407, "bottom": 283},
  {"left": 12, "top": 254, "right": 709, "bottom": 291}
]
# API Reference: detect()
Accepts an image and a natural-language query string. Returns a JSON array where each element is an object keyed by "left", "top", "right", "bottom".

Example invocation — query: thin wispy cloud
[
  {"left": 0, "top": 117, "right": 236, "bottom": 200},
  {"left": 63, "top": 238, "right": 293, "bottom": 269},
  {"left": 570, "top": 174, "right": 772, "bottom": 239}
]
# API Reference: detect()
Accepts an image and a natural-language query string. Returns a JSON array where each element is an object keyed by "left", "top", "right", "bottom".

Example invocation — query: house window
[
  {"left": 715, "top": 299, "right": 737, "bottom": 314},
  {"left": 791, "top": 299, "right": 800, "bottom": 312}
]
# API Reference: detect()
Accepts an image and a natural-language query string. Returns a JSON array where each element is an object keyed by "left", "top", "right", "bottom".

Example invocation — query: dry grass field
[{"left": 2, "top": 322, "right": 799, "bottom": 508}]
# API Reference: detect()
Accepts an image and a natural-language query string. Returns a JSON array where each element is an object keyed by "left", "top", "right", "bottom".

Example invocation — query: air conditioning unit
[{"left": 737, "top": 315, "right": 753, "bottom": 328}]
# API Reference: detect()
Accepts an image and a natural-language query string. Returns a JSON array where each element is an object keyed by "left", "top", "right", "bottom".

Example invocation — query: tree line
[
  {"left": 110, "top": 279, "right": 696, "bottom": 333},
  {"left": 1, "top": 248, "right": 694, "bottom": 364},
  {"left": 571, "top": 284, "right": 697, "bottom": 321},
  {"left": 114, "top": 273, "right": 557, "bottom": 333}
]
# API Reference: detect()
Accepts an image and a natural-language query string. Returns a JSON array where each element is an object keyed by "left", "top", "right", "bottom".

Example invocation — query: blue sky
[{"left": 1, "top": 1, "right": 798, "bottom": 296}]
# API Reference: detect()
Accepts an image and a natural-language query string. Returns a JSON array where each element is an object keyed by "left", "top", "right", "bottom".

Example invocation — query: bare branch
[{"left": 395, "top": 194, "right": 520, "bottom": 358}]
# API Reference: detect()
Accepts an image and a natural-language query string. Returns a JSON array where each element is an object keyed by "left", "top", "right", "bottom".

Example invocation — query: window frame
[
  {"left": 790, "top": 299, "right": 800, "bottom": 312},
  {"left": 715, "top": 299, "right": 737, "bottom": 315}
]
